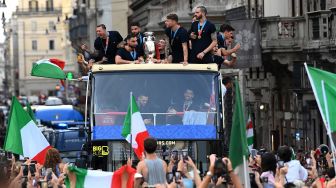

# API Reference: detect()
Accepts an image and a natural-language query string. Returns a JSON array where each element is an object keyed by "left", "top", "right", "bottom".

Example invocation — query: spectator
[
  {"left": 189, "top": 6, "right": 217, "bottom": 64},
  {"left": 115, "top": 35, "right": 141, "bottom": 64},
  {"left": 164, "top": 13, "right": 189, "bottom": 65},
  {"left": 44, "top": 148, "right": 64, "bottom": 177},
  {"left": 260, "top": 152, "right": 277, "bottom": 187},
  {"left": 136, "top": 137, "right": 167, "bottom": 186},
  {"left": 222, "top": 77, "right": 233, "bottom": 97},
  {"left": 93, "top": 24, "right": 123, "bottom": 64},
  {"left": 278, "top": 146, "right": 308, "bottom": 183}
]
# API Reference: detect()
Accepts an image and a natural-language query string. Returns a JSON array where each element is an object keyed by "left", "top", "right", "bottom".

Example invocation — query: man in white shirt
[
  {"left": 278, "top": 146, "right": 308, "bottom": 183},
  {"left": 221, "top": 77, "right": 232, "bottom": 97}
]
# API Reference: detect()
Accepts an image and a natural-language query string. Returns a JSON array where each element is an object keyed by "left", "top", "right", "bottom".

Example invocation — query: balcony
[
  {"left": 304, "top": 10, "right": 336, "bottom": 50},
  {"left": 15, "top": 8, "right": 62, "bottom": 16},
  {"left": 260, "top": 16, "right": 306, "bottom": 52}
]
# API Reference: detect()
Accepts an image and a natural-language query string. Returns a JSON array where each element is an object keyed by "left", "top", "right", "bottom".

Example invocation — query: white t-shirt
[{"left": 285, "top": 160, "right": 308, "bottom": 183}]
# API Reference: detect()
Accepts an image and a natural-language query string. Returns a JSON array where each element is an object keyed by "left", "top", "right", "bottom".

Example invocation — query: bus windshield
[{"left": 92, "top": 71, "right": 220, "bottom": 140}]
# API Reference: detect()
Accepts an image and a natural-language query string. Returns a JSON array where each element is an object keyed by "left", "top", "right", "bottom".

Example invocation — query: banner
[{"left": 229, "top": 19, "right": 262, "bottom": 68}]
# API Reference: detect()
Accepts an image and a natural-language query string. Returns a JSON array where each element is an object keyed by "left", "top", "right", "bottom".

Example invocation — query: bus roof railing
[{"left": 92, "top": 63, "right": 218, "bottom": 73}]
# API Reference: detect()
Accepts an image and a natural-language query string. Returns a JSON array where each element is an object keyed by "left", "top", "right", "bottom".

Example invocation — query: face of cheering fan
[
  {"left": 131, "top": 26, "right": 141, "bottom": 36},
  {"left": 224, "top": 30, "right": 233, "bottom": 40},
  {"left": 194, "top": 8, "right": 204, "bottom": 20},
  {"left": 127, "top": 37, "right": 138, "bottom": 48},
  {"left": 165, "top": 19, "right": 176, "bottom": 29},
  {"left": 96, "top": 26, "right": 106, "bottom": 38},
  {"left": 158, "top": 40, "right": 166, "bottom": 50}
]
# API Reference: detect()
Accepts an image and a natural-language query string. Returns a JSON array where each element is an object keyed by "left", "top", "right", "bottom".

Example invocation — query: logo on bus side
[{"left": 93, "top": 146, "right": 109, "bottom": 157}]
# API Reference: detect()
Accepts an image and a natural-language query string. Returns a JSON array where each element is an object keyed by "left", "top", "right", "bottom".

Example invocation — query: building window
[
  {"left": 32, "top": 40, "right": 37, "bottom": 50},
  {"left": 31, "top": 21, "right": 37, "bottom": 32},
  {"left": 49, "top": 40, "right": 55, "bottom": 50},
  {"left": 312, "top": 18, "right": 320, "bottom": 39},
  {"left": 49, "top": 21, "right": 56, "bottom": 32},
  {"left": 46, "top": 0, "right": 54, "bottom": 11},
  {"left": 320, "top": 0, "right": 326, "bottom": 10},
  {"left": 29, "top": 0, "right": 39, "bottom": 12}
]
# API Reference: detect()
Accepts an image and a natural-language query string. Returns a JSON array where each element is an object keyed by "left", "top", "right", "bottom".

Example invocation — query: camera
[
  {"left": 212, "top": 158, "right": 230, "bottom": 184},
  {"left": 277, "top": 160, "right": 284, "bottom": 168},
  {"left": 182, "top": 149, "right": 189, "bottom": 161},
  {"left": 166, "top": 171, "right": 182, "bottom": 184},
  {"left": 171, "top": 150, "right": 179, "bottom": 161},
  {"left": 21, "top": 164, "right": 29, "bottom": 178},
  {"left": 46, "top": 168, "right": 53, "bottom": 181},
  {"left": 29, "top": 163, "right": 36, "bottom": 177}
]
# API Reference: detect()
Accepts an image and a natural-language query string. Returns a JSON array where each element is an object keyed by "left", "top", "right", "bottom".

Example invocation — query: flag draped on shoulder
[
  {"left": 65, "top": 165, "right": 136, "bottom": 188},
  {"left": 246, "top": 114, "right": 254, "bottom": 151},
  {"left": 4, "top": 96, "right": 51, "bottom": 164},
  {"left": 122, "top": 95, "right": 150, "bottom": 159},
  {"left": 305, "top": 64, "right": 336, "bottom": 132}
]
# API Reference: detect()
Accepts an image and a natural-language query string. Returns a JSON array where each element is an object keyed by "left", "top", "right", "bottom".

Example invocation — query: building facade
[{"left": 5, "top": 0, "right": 77, "bottom": 96}]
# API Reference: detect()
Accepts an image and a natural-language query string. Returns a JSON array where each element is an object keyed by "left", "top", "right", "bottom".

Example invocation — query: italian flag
[
  {"left": 229, "top": 79, "right": 250, "bottom": 188},
  {"left": 305, "top": 64, "right": 336, "bottom": 132},
  {"left": 65, "top": 165, "right": 136, "bottom": 188},
  {"left": 246, "top": 114, "right": 254, "bottom": 151},
  {"left": 31, "top": 59, "right": 66, "bottom": 79},
  {"left": 4, "top": 96, "right": 51, "bottom": 164},
  {"left": 122, "top": 95, "right": 150, "bottom": 159}
]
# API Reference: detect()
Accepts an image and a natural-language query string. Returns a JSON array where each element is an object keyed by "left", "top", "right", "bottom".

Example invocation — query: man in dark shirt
[
  {"left": 130, "top": 22, "right": 145, "bottom": 59},
  {"left": 115, "top": 35, "right": 141, "bottom": 64},
  {"left": 189, "top": 6, "right": 217, "bottom": 64},
  {"left": 93, "top": 24, "right": 123, "bottom": 64},
  {"left": 164, "top": 14, "right": 189, "bottom": 65},
  {"left": 217, "top": 24, "right": 240, "bottom": 56}
]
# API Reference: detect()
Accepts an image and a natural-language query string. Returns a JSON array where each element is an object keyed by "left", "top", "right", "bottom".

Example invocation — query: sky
[{"left": 0, "top": 0, "right": 19, "bottom": 42}]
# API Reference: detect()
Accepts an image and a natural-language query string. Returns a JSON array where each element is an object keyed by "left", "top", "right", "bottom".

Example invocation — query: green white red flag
[
  {"left": 31, "top": 59, "right": 66, "bottom": 79},
  {"left": 305, "top": 64, "right": 336, "bottom": 132},
  {"left": 122, "top": 95, "right": 150, "bottom": 159},
  {"left": 4, "top": 96, "right": 51, "bottom": 164},
  {"left": 246, "top": 114, "right": 254, "bottom": 151},
  {"left": 65, "top": 165, "right": 136, "bottom": 188}
]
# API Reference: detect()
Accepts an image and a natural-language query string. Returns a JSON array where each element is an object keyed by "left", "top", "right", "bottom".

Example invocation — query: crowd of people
[
  {"left": 77, "top": 6, "right": 240, "bottom": 74},
  {"left": 1, "top": 138, "right": 336, "bottom": 188}
]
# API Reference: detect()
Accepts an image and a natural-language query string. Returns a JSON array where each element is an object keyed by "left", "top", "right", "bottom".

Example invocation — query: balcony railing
[
  {"left": 260, "top": 16, "right": 306, "bottom": 50},
  {"left": 15, "top": 8, "right": 62, "bottom": 15}
]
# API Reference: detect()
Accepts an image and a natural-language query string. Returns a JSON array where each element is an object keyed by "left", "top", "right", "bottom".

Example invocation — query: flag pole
[
  {"left": 321, "top": 80, "right": 336, "bottom": 174},
  {"left": 130, "top": 92, "right": 133, "bottom": 160},
  {"left": 243, "top": 155, "right": 250, "bottom": 188}
]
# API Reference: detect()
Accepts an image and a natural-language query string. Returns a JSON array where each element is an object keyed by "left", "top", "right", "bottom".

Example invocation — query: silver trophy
[{"left": 143, "top": 32, "right": 156, "bottom": 64}]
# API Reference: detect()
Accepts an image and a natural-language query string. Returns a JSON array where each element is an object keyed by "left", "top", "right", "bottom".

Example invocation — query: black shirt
[
  {"left": 211, "top": 55, "right": 224, "bottom": 69},
  {"left": 165, "top": 27, "right": 189, "bottom": 63},
  {"left": 188, "top": 20, "right": 216, "bottom": 64},
  {"left": 217, "top": 33, "right": 227, "bottom": 49},
  {"left": 94, "top": 31, "right": 123, "bottom": 64},
  {"left": 136, "top": 33, "right": 145, "bottom": 57},
  {"left": 116, "top": 47, "right": 140, "bottom": 62}
]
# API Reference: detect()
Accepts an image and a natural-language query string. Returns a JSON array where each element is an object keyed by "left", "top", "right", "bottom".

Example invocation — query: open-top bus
[{"left": 89, "top": 63, "right": 225, "bottom": 171}]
